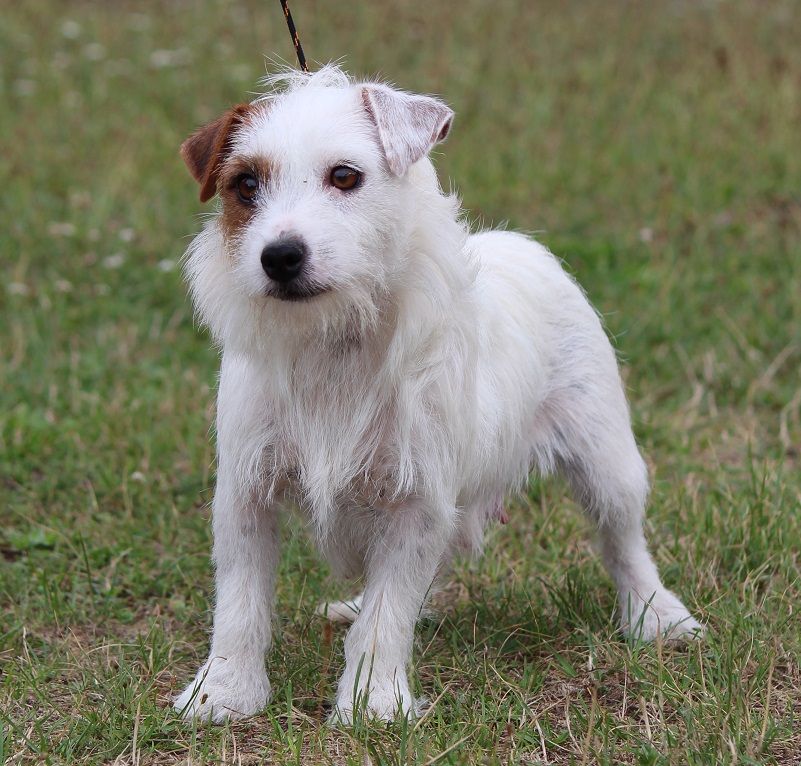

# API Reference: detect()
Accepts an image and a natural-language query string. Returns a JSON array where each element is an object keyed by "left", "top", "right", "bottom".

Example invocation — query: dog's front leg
[
  {"left": 175, "top": 366, "right": 279, "bottom": 723},
  {"left": 175, "top": 473, "right": 278, "bottom": 723},
  {"left": 333, "top": 498, "right": 452, "bottom": 723}
]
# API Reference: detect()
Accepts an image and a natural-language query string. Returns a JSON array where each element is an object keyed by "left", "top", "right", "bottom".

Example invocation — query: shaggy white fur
[{"left": 174, "top": 65, "right": 703, "bottom": 724}]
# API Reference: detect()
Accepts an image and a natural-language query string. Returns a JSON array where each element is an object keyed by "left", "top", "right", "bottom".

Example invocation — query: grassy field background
[{"left": 2, "top": 1, "right": 800, "bottom": 763}]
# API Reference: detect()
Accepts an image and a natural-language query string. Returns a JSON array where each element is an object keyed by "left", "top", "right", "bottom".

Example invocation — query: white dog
[{"left": 174, "top": 66, "right": 702, "bottom": 724}]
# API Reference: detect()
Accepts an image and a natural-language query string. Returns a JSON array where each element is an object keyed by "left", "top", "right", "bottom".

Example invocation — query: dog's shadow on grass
[{"left": 419, "top": 565, "right": 616, "bottom": 666}]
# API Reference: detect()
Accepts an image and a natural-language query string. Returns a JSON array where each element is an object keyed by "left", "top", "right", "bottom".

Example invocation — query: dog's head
[{"left": 181, "top": 66, "right": 454, "bottom": 347}]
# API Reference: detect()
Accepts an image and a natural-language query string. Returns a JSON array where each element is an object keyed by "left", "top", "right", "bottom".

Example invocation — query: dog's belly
[{"left": 279, "top": 457, "right": 410, "bottom": 578}]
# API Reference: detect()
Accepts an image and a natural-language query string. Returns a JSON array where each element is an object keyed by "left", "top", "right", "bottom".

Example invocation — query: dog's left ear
[
  {"left": 362, "top": 84, "right": 454, "bottom": 176},
  {"left": 180, "top": 104, "right": 253, "bottom": 202}
]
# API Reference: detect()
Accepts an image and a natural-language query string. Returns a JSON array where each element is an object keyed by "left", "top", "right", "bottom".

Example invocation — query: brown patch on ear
[{"left": 180, "top": 103, "right": 254, "bottom": 203}]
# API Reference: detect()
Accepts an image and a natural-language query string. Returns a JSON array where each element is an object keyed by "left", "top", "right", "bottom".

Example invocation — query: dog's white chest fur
[{"left": 235, "top": 346, "right": 404, "bottom": 513}]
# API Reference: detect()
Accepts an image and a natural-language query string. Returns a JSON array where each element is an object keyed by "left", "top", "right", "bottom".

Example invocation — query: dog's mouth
[{"left": 268, "top": 282, "right": 330, "bottom": 302}]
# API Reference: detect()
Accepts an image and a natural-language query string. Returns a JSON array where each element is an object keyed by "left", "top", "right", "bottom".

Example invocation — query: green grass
[{"left": 1, "top": 1, "right": 800, "bottom": 763}]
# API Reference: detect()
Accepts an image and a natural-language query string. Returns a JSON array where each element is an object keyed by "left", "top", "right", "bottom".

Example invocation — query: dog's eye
[
  {"left": 330, "top": 166, "right": 362, "bottom": 191},
  {"left": 236, "top": 174, "right": 259, "bottom": 203}
]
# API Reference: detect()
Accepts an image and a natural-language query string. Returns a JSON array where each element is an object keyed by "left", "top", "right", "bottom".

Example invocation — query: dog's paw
[
  {"left": 315, "top": 593, "right": 363, "bottom": 624},
  {"left": 331, "top": 672, "right": 417, "bottom": 725},
  {"left": 174, "top": 656, "right": 271, "bottom": 723},
  {"left": 619, "top": 588, "right": 705, "bottom": 642}
]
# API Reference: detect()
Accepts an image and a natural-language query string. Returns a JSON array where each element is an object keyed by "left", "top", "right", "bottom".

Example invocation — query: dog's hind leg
[
  {"left": 316, "top": 593, "right": 363, "bottom": 623},
  {"left": 544, "top": 384, "right": 704, "bottom": 642}
]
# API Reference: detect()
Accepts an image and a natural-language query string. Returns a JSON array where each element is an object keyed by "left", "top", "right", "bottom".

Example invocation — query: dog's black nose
[{"left": 261, "top": 239, "right": 306, "bottom": 284}]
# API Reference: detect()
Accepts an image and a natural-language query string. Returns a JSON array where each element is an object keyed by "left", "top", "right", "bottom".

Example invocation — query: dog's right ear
[{"left": 180, "top": 104, "right": 253, "bottom": 203}]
